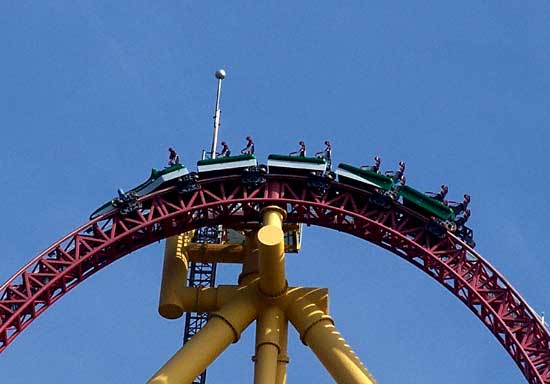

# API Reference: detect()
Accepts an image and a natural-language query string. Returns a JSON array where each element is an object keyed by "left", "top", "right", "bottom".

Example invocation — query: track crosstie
[{"left": 1, "top": 174, "right": 549, "bottom": 383}]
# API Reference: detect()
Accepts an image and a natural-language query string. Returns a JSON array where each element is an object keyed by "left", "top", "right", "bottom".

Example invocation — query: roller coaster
[{"left": 1, "top": 70, "right": 549, "bottom": 383}]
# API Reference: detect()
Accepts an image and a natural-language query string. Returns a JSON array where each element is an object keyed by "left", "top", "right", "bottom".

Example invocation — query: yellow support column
[
  {"left": 275, "top": 313, "right": 289, "bottom": 384},
  {"left": 258, "top": 206, "right": 287, "bottom": 297},
  {"left": 148, "top": 288, "right": 260, "bottom": 384},
  {"left": 239, "top": 231, "right": 260, "bottom": 285},
  {"left": 253, "top": 306, "right": 283, "bottom": 384},
  {"left": 158, "top": 232, "right": 193, "bottom": 319},
  {"left": 286, "top": 298, "right": 376, "bottom": 384}
]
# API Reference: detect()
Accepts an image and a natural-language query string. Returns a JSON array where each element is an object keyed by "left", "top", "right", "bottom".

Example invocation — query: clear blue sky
[{"left": 1, "top": 2, "right": 550, "bottom": 383}]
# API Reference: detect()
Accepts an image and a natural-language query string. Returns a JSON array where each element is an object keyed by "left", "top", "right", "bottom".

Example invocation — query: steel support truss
[
  {"left": 1, "top": 175, "right": 549, "bottom": 383},
  {"left": 183, "top": 227, "right": 220, "bottom": 384}
]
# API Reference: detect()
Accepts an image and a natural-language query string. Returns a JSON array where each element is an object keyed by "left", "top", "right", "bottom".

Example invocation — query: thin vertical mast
[{"left": 210, "top": 69, "right": 226, "bottom": 159}]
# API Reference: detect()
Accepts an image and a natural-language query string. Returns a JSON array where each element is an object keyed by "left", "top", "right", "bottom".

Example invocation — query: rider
[
  {"left": 361, "top": 155, "right": 381, "bottom": 173},
  {"left": 168, "top": 147, "right": 180, "bottom": 166},
  {"left": 371, "top": 156, "right": 381, "bottom": 173},
  {"left": 454, "top": 208, "right": 471, "bottom": 227},
  {"left": 241, "top": 136, "right": 255, "bottom": 155},
  {"left": 315, "top": 140, "right": 332, "bottom": 169},
  {"left": 391, "top": 161, "right": 405, "bottom": 183},
  {"left": 433, "top": 185, "right": 449, "bottom": 202},
  {"left": 218, "top": 141, "right": 231, "bottom": 157},
  {"left": 290, "top": 141, "right": 307, "bottom": 157},
  {"left": 451, "top": 194, "right": 471, "bottom": 215}
]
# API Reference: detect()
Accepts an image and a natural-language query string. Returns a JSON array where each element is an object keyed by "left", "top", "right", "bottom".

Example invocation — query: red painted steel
[{"left": 1, "top": 174, "right": 549, "bottom": 383}]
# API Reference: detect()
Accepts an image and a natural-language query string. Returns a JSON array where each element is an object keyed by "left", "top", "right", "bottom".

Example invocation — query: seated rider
[
  {"left": 433, "top": 185, "right": 449, "bottom": 202},
  {"left": 241, "top": 136, "right": 255, "bottom": 155},
  {"left": 315, "top": 140, "right": 332, "bottom": 169},
  {"left": 450, "top": 194, "right": 471, "bottom": 215},
  {"left": 389, "top": 161, "right": 405, "bottom": 182},
  {"left": 290, "top": 141, "right": 307, "bottom": 157},
  {"left": 454, "top": 208, "right": 471, "bottom": 227},
  {"left": 361, "top": 155, "right": 381, "bottom": 173},
  {"left": 168, "top": 147, "right": 180, "bottom": 166},
  {"left": 218, "top": 141, "right": 231, "bottom": 157}
]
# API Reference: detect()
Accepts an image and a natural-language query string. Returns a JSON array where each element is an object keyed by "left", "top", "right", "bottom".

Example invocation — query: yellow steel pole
[
  {"left": 253, "top": 306, "right": 283, "bottom": 384},
  {"left": 148, "top": 289, "right": 260, "bottom": 384},
  {"left": 158, "top": 233, "right": 193, "bottom": 319},
  {"left": 286, "top": 298, "right": 376, "bottom": 384},
  {"left": 275, "top": 312, "right": 289, "bottom": 384},
  {"left": 258, "top": 206, "right": 287, "bottom": 297},
  {"left": 239, "top": 231, "right": 260, "bottom": 285}
]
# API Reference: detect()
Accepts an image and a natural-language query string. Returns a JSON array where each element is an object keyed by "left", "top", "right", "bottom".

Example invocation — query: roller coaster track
[{"left": 1, "top": 174, "right": 549, "bottom": 383}]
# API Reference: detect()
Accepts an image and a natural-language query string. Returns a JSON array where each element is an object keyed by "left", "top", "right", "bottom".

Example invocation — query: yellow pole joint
[
  {"left": 258, "top": 206, "right": 287, "bottom": 297},
  {"left": 158, "top": 232, "right": 193, "bottom": 319},
  {"left": 210, "top": 286, "right": 260, "bottom": 343},
  {"left": 178, "top": 285, "right": 237, "bottom": 313}
]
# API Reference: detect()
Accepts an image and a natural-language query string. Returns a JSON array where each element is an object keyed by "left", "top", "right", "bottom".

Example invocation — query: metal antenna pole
[{"left": 210, "top": 69, "right": 226, "bottom": 159}]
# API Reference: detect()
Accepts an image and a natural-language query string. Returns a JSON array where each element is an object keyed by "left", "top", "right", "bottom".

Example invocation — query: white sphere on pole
[{"left": 215, "top": 69, "right": 226, "bottom": 80}]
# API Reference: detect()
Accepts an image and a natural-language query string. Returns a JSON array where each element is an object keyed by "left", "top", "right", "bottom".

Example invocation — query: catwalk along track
[{"left": 1, "top": 173, "right": 549, "bottom": 383}]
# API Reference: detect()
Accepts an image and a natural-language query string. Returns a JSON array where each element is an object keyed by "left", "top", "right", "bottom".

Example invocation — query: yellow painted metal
[
  {"left": 261, "top": 206, "right": 286, "bottom": 226},
  {"left": 275, "top": 312, "right": 289, "bottom": 384},
  {"left": 258, "top": 207, "right": 287, "bottom": 296},
  {"left": 254, "top": 306, "right": 283, "bottom": 384},
  {"left": 158, "top": 232, "right": 193, "bottom": 319},
  {"left": 186, "top": 243, "right": 245, "bottom": 263},
  {"left": 239, "top": 231, "right": 260, "bottom": 285},
  {"left": 178, "top": 285, "right": 237, "bottom": 313},
  {"left": 286, "top": 298, "right": 376, "bottom": 384},
  {"left": 148, "top": 288, "right": 260, "bottom": 384},
  {"left": 155, "top": 208, "right": 373, "bottom": 383}
]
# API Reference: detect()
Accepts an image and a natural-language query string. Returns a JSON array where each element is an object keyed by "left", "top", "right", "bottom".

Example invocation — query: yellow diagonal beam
[
  {"left": 286, "top": 297, "right": 376, "bottom": 384},
  {"left": 148, "top": 287, "right": 260, "bottom": 384}
]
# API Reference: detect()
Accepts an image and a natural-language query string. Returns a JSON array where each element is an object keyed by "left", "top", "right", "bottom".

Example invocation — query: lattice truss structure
[
  {"left": 184, "top": 227, "right": 220, "bottom": 384},
  {"left": 1, "top": 174, "right": 549, "bottom": 383}
]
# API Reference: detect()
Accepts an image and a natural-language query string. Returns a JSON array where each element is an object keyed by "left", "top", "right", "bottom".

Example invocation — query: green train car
[
  {"left": 90, "top": 163, "right": 189, "bottom": 219},
  {"left": 336, "top": 163, "right": 398, "bottom": 208},
  {"left": 197, "top": 154, "right": 258, "bottom": 177},
  {"left": 267, "top": 154, "right": 328, "bottom": 175},
  {"left": 399, "top": 185, "right": 457, "bottom": 233}
]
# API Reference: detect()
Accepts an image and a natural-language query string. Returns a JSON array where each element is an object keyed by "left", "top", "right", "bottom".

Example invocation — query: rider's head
[
  {"left": 246, "top": 136, "right": 251, "bottom": 141},
  {"left": 464, "top": 194, "right": 471, "bottom": 203},
  {"left": 374, "top": 155, "right": 381, "bottom": 163},
  {"left": 221, "top": 141, "right": 227, "bottom": 146},
  {"left": 299, "top": 141, "right": 305, "bottom": 146},
  {"left": 325, "top": 140, "right": 330, "bottom": 146}
]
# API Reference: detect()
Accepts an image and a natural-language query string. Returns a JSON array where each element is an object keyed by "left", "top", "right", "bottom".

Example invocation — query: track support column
[
  {"left": 275, "top": 312, "right": 289, "bottom": 384},
  {"left": 286, "top": 298, "right": 376, "bottom": 384},
  {"left": 253, "top": 306, "right": 284, "bottom": 384},
  {"left": 158, "top": 232, "right": 193, "bottom": 319},
  {"left": 258, "top": 206, "right": 287, "bottom": 297},
  {"left": 148, "top": 288, "right": 259, "bottom": 384}
]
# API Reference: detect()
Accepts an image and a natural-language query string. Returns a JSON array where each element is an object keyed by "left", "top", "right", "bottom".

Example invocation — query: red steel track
[{"left": 1, "top": 174, "right": 549, "bottom": 383}]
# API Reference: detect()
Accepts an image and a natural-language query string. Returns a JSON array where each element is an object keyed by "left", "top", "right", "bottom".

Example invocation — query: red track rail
[{"left": 1, "top": 174, "right": 549, "bottom": 383}]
